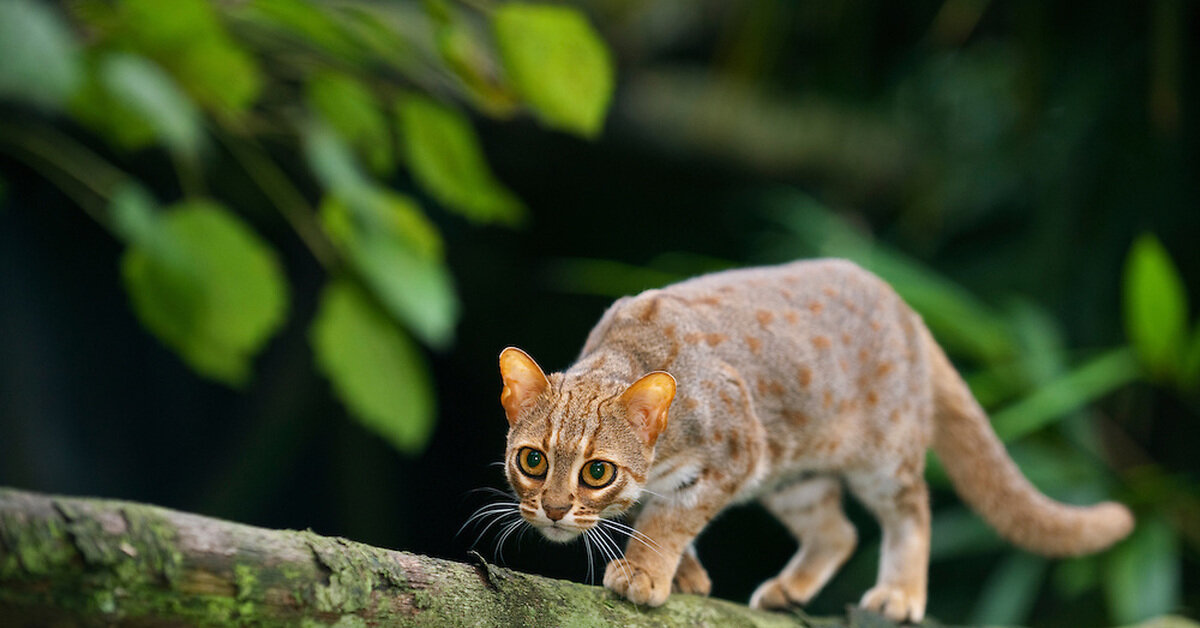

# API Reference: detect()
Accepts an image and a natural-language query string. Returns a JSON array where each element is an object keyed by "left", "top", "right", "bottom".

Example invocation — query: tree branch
[{"left": 0, "top": 487, "right": 854, "bottom": 626}]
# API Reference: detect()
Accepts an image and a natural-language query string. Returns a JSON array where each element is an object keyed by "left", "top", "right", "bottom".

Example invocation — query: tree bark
[{"left": 0, "top": 486, "right": 869, "bottom": 627}]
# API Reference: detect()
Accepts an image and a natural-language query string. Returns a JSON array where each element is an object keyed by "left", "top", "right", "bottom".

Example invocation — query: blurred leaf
[
  {"left": 70, "top": 54, "right": 157, "bottom": 150},
  {"left": 396, "top": 95, "right": 525, "bottom": 225},
  {"left": 236, "top": 0, "right": 366, "bottom": 63},
  {"left": 0, "top": 0, "right": 81, "bottom": 110},
  {"left": 307, "top": 72, "right": 394, "bottom": 174},
  {"left": 1106, "top": 515, "right": 1181, "bottom": 624},
  {"left": 304, "top": 121, "right": 459, "bottom": 348},
  {"left": 121, "top": 200, "right": 289, "bottom": 386},
  {"left": 1178, "top": 322, "right": 1200, "bottom": 391},
  {"left": 319, "top": 192, "right": 443, "bottom": 263},
  {"left": 432, "top": 11, "right": 517, "bottom": 117},
  {"left": 546, "top": 258, "right": 685, "bottom": 297},
  {"left": 107, "top": 0, "right": 261, "bottom": 115},
  {"left": 764, "top": 192, "right": 1015, "bottom": 363},
  {"left": 98, "top": 54, "right": 204, "bottom": 158},
  {"left": 310, "top": 280, "right": 436, "bottom": 454},
  {"left": 1123, "top": 234, "right": 1188, "bottom": 378},
  {"left": 302, "top": 119, "right": 372, "bottom": 194},
  {"left": 992, "top": 347, "right": 1140, "bottom": 442},
  {"left": 109, "top": 182, "right": 162, "bottom": 247},
  {"left": 492, "top": 3, "right": 614, "bottom": 137},
  {"left": 970, "top": 552, "right": 1047, "bottom": 626},
  {"left": 928, "top": 507, "right": 1003, "bottom": 560},
  {"left": 1054, "top": 555, "right": 1100, "bottom": 599}
]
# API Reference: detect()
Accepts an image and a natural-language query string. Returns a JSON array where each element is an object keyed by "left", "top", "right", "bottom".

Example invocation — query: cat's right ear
[{"left": 499, "top": 347, "right": 549, "bottom": 425}]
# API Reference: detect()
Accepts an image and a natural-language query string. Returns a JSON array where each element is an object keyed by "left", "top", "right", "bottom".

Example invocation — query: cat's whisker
[
  {"left": 493, "top": 518, "right": 527, "bottom": 564},
  {"left": 466, "top": 486, "right": 515, "bottom": 498},
  {"left": 590, "top": 524, "right": 631, "bottom": 587},
  {"left": 598, "top": 518, "right": 665, "bottom": 558},
  {"left": 459, "top": 502, "right": 519, "bottom": 538},
  {"left": 581, "top": 529, "right": 596, "bottom": 584}
]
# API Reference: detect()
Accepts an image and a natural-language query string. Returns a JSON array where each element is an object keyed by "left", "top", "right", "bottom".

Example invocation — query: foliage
[{"left": 0, "top": 0, "right": 614, "bottom": 452}]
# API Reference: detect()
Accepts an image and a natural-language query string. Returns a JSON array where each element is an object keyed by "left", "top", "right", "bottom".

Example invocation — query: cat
[{"left": 494, "top": 258, "right": 1133, "bottom": 622}]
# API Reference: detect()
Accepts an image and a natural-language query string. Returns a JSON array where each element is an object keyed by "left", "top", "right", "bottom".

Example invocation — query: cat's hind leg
[
  {"left": 749, "top": 476, "right": 857, "bottom": 611},
  {"left": 672, "top": 543, "right": 712, "bottom": 595},
  {"left": 844, "top": 462, "right": 930, "bottom": 623}
]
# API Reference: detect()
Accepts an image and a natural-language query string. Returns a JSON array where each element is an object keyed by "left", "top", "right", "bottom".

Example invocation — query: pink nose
[{"left": 544, "top": 504, "right": 570, "bottom": 521}]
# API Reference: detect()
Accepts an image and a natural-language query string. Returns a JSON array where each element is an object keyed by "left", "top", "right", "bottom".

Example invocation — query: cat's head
[{"left": 497, "top": 347, "right": 675, "bottom": 543}]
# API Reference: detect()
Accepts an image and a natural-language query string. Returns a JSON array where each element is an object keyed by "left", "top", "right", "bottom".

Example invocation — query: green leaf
[
  {"left": 302, "top": 119, "right": 372, "bottom": 195},
  {"left": 1181, "top": 323, "right": 1200, "bottom": 391},
  {"left": 992, "top": 347, "right": 1141, "bottom": 442},
  {"left": 236, "top": 0, "right": 366, "bottom": 63},
  {"left": 492, "top": 3, "right": 614, "bottom": 137},
  {"left": 121, "top": 200, "right": 289, "bottom": 385},
  {"left": 396, "top": 95, "right": 525, "bottom": 225},
  {"left": 98, "top": 54, "right": 204, "bottom": 158},
  {"left": 307, "top": 72, "right": 394, "bottom": 175},
  {"left": 1105, "top": 515, "right": 1181, "bottom": 624},
  {"left": 321, "top": 191, "right": 458, "bottom": 349},
  {"left": 1123, "top": 234, "right": 1188, "bottom": 377},
  {"left": 970, "top": 552, "right": 1047, "bottom": 626},
  {"left": 109, "top": 0, "right": 261, "bottom": 115},
  {"left": 310, "top": 280, "right": 436, "bottom": 453},
  {"left": 0, "top": 0, "right": 81, "bottom": 110}
]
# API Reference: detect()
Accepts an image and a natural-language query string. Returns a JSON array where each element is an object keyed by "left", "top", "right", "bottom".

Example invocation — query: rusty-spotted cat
[{"left": 494, "top": 259, "right": 1132, "bottom": 622}]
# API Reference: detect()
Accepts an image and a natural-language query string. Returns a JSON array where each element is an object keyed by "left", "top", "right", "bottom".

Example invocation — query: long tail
[{"left": 926, "top": 333, "right": 1134, "bottom": 556}]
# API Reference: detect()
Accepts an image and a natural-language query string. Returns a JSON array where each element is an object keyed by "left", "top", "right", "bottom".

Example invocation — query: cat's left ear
[
  {"left": 499, "top": 347, "right": 549, "bottom": 425},
  {"left": 620, "top": 372, "right": 676, "bottom": 447}
]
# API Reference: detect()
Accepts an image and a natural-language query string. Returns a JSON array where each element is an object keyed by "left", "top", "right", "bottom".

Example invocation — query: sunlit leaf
[
  {"left": 1123, "top": 234, "right": 1188, "bottom": 377},
  {"left": 121, "top": 200, "right": 289, "bottom": 386},
  {"left": 310, "top": 280, "right": 436, "bottom": 453},
  {"left": 970, "top": 552, "right": 1047, "bottom": 626},
  {"left": 492, "top": 3, "right": 614, "bottom": 137},
  {"left": 431, "top": 9, "right": 517, "bottom": 117},
  {"left": 98, "top": 54, "right": 204, "bottom": 158},
  {"left": 0, "top": 0, "right": 81, "bottom": 110},
  {"left": 396, "top": 95, "right": 525, "bottom": 224},
  {"left": 320, "top": 193, "right": 442, "bottom": 263},
  {"left": 307, "top": 72, "right": 394, "bottom": 175},
  {"left": 1106, "top": 515, "right": 1181, "bottom": 624}
]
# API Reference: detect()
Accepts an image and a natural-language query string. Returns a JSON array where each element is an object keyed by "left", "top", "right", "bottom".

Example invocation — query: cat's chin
[{"left": 537, "top": 524, "right": 582, "bottom": 544}]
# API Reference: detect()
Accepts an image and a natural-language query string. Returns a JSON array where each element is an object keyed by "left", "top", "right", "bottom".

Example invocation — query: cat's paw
[
  {"left": 860, "top": 583, "right": 926, "bottom": 624},
  {"left": 672, "top": 552, "right": 711, "bottom": 596},
  {"left": 604, "top": 559, "right": 670, "bottom": 607}
]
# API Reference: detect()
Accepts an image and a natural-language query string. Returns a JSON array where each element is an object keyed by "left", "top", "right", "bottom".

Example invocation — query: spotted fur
[{"left": 497, "top": 259, "right": 1133, "bottom": 622}]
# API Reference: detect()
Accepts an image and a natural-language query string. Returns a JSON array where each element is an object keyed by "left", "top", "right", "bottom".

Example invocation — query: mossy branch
[{"left": 0, "top": 487, "right": 863, "bottom": 627}]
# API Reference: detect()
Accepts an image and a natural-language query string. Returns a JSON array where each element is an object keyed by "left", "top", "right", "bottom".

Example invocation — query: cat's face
[{"left": 498, "top": 348, "right": 674, "bottom": 543}]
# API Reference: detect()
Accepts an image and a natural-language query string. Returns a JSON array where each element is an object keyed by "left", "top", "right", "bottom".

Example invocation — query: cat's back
[{"left": 580, "top": 259, "right": 915, "bottom": 365}]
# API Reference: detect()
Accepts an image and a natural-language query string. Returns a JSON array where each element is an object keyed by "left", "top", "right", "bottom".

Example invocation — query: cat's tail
[{"left": 926, "top": 333, "right": 1134, "bottom": 556}]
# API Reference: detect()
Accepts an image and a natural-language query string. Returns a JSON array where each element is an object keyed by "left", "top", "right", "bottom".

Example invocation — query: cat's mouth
[{"left": 536, "top": 521, "right": 585, "bottom": 543}]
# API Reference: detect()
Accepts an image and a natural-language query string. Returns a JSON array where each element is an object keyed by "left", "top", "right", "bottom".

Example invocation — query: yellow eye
[
  {"left": 580, "top": 460, "right": 616, "bottom": 488},
  {"left": 518, "top": 447, "right": 547, "bottom": 477}
]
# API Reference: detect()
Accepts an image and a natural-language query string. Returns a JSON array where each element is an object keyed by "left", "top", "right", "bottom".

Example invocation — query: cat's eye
[
  {"left": 580, "top": 460, "right": 616, "bottom": 488},
  {"left": 518, "top": 447, "right": 547, "bottom": 478}
]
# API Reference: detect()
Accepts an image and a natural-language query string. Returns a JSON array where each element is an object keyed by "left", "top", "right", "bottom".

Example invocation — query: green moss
[{"left": 234, "top": 563, "right": 257, "bottom": 600}]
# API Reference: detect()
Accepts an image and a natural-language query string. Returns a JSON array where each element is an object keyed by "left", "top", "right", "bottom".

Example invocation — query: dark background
[{"left": 2, "top": 1, "right": 1198, "bottom": 625}]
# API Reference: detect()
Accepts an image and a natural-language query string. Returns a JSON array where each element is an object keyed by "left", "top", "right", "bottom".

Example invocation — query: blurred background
[{"left": 0, "top": 0, "right": 1196, "bottom": 625}]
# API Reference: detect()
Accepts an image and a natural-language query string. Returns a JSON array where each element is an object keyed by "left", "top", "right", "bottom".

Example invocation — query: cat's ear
[
  {"left": 499, "top": 347, "right": 549, "bottom": 425},
  {"left": 620, "top": 372, "right": 676, "bottom": 447}
]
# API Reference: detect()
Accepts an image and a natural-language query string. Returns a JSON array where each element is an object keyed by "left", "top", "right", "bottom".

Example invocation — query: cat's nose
[{"left": 544, "top": 504, "right": 571, "bottom": 521}]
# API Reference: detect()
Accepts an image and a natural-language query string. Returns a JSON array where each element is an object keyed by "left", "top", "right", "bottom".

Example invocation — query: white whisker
[{"left": 598, "top": 518, "right": 665, "bottom": 559}]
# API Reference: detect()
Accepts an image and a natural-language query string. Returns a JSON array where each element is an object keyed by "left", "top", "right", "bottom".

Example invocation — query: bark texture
[{"left": 0, "top": 487, "right": 872, "bottom": 627}]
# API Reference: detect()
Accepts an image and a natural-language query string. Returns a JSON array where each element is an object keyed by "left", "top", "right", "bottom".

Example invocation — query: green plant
[{"left": 0, "top": 0, "right": 614, "bottom": 453}]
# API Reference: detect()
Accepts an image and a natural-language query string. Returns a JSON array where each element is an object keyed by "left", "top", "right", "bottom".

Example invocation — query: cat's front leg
[{"left": 602, "top": 497, "right": 723, "bottom": 606}]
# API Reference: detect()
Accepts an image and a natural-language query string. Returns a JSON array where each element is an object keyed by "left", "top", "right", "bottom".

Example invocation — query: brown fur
[{"left": 498, "top": 259, "right": 1133, "bottom": 622}]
